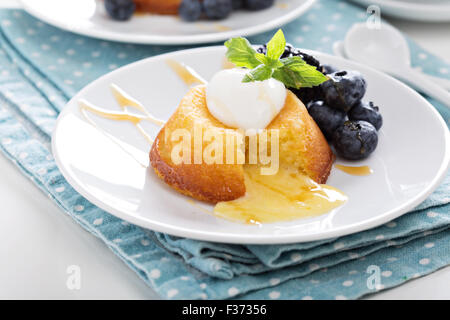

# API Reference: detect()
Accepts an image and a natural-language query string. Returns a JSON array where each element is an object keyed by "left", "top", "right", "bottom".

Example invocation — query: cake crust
[
  {"left": 150, "top": 85, "right": 335, "bottom": 203},
  {"left": 150, "top": 86, "right": 246, "bottom": 203}
]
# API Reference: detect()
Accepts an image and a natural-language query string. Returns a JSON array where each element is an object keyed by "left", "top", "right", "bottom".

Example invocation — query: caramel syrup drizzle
[
  {"left": 165, "top": 59, "right": 207, "bottom": 86},
  {"left": 79, "top": 60, "right": 206, "bottom": 144},
  {"left": 335, "top": 164, "right": 373, "bottom": 176},
  {"left": 78, "top": 60, "right": 207, "bottom": 168},
  {"left": 79, "top": 84, "right": 165, "bottom": 146}
]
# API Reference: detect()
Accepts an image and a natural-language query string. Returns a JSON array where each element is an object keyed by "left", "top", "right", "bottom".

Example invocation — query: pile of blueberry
[
  {"left": 179, "top": 0, "right": 275, "bottom": 21},
  {"left": 104, "top": 0, "right": 275, "bottom": 22},
  {"left": 258, "top": 44, "right": 383, "bottom": 161}
]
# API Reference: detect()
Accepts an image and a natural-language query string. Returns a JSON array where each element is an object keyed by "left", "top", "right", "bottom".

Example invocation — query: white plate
[
  {"left": 350, "top": 0, "right": 450, "bottom": 22},
  {"left": 52, "top": 47, "right": 450, "bottom": 244},
  {"left": 20, "top": 0, "right": 316, "bottom": 45}
]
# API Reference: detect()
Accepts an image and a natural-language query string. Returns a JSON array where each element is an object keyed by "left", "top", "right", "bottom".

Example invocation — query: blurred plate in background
[{"left": 20, "top": 0, "right": 316, "bottom": 45}]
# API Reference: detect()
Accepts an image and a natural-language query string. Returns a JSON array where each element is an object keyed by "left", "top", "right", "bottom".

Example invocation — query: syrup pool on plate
[{"left": 214, "top": 165, "right": 347, "bottom": 224}]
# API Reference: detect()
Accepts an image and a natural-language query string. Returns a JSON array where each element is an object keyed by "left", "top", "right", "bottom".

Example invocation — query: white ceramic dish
[
  {"left": 350, "top": 0, "right": 450, "bottom": 22},
  {"left": 20, "top": 0, "right": 316, "bottom": 45},
  {"left": 52, "top": 46, "right": 450, "bottom": 244}
]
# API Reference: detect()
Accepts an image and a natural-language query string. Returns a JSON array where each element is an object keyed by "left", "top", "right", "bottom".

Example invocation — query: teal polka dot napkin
[{"left": 0, "top": 0, "right": 449, "bottom": 299}]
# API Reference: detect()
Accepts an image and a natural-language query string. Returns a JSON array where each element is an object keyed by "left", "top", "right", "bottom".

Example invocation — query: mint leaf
[
  {"left": 255, "top": 53, "right": 283, "bottom": 69},
  {"left": 224, "top": 37, "right": 261, "bottom": 69},
  {"left": 272, "top": 68, "right": 302, "bottom": 89},
  {"left": 273, "top": 56, "right": 329, "bottom": 89},
  {"left": 255, "top": 52, "right": 268, "bottom": 64},
  {"left": 242, "top": 64, "right": 273, "bottom": 83},
  {"left": 266, "top": 29, "right": 286, "bottom": 60},
  {"left": 224, "top": 29, "right": 328, "bottom": 88}
]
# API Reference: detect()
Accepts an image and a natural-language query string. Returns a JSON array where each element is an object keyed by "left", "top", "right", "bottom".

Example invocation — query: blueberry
[
  {"left": 321, "top": 64, "right": 338, "bottom": 75},
  {"left": 320, "top": 70, "right": 367, "bottom": 112},
  {"left": 232, "top": 0, "right": 245, "bottom": 9},
  {"left": 245, "top": 0, "right": 275, "bottom": 10},
  {"left": 179, "top": 0, "right": 202, "bottom": 21},
  {"left": 256, "top": 44, "right": 267, "bottom": 54},
  {"left": 282, "top": 45, "right": 322, "bottom": 69},
  {"left": 292, "top": 86, "right": 323, "bottom": 105},
  {"left": 203, "top": 0, "right": 233, "bottom": 20},
  {"left": 290, "top": 51, "right": 324, "bottom": 103},
  {"left": 333, "top": 120, "right": 378, "bottom": 160},
  {"left": 255, "top": 43, "right": 322, "bottom": 70},
  {"left": 291, "top": 49, "right": 322, "bottom": 70},
  {"left": 288, "top": 49, "right": 324, "bottom": 104},
  {"left": 348, "top": 101, "right": 383, "bottom": 130},
  {"left": 104, "top": 0, "right": 135, "bottom": 21},
  {"left": 308, "top": 101, "right": 347, "bottom": 140},
  {"left": 255, "top": 43, "right": 324, "bottom": 104},
  {"left": 280, "top": 43, "right": 295, "bottom": 58}
]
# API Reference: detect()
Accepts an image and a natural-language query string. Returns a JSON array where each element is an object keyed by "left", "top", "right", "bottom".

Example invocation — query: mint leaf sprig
[{"left": 224, "top": 29, "right": 328, "bottom": 89}]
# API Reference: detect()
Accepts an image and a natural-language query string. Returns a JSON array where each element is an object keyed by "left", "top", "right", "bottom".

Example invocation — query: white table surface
[{"left": 0, "top": 0, "right": 449, "bottom": 300}]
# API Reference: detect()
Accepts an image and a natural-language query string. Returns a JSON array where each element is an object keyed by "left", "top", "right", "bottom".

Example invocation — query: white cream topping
[{"left": 205, "top": 68, "right": 287, "bottom": 130}]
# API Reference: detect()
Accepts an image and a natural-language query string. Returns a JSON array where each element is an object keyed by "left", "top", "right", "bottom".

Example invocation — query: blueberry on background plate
[
  {"left": 204, "top": 0, "right": 233, "bottom": 19},
  {"left": 245, "top": 0, "right": 275, "bottom": 10},
  {"left": 105, "top": 0, "right": 136, "bottom": 21},
  {"left": 179, "top": 0, "right": 203, "bottom": 21},
  {"left": 308, "top": 101, "right": 347, "bottom": 140},
  {"left": 348, "top": 101, "right": 383, "bottom": 130},
  {"left": 333, "top": 120, "right": 378, "bottom": 160},
  {"left": 232, "top": 0, "right": 245, "bottom": 9},
  {"left": 320, "top": 70, "right": 367, "bottom": 112}
]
